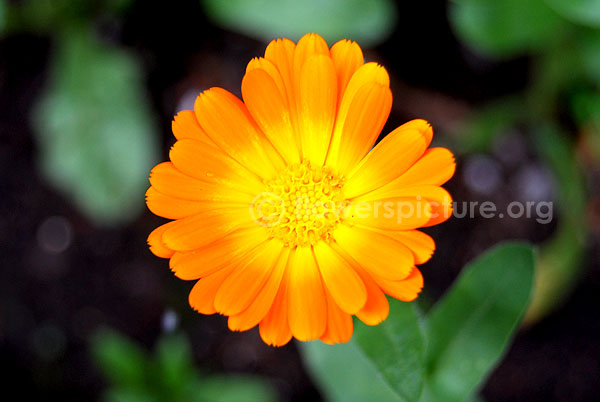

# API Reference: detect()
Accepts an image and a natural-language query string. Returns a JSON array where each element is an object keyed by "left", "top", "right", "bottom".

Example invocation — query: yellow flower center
[{"left": 251, "top": 160, "right": 347, "bottom": 247}]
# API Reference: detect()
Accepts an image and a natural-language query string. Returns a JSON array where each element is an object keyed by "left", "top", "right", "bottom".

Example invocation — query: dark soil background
[{"left": 1, "top": 1, "right": 599, "bottom": 401}]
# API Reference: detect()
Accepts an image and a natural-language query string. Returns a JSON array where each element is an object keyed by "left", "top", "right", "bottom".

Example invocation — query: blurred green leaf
[
  {"left": 92, "top": 329, "right": 277, "bottom": 402},
  {"left": 300, "top": 338, "right": 402, "bottom": 402},
  {"left": 577, "top": 32, "right": 600, "bottom": 86},
  {"left": 4, "top": 0, "right": 133, "bottom": 34},
  {"left": 5, "top": 0, "right": 85, "bottom": 33},
  {"left": 524, "top": 125, "right": 588, "bottom": 323},
  {"left": 33, "top": 26, "right": 158, "bottom": 225},
  {"left": 570, "top": 89, "right": 600, "bottom": 128},
  {"left": 354, "top": 301, "right": 424, "bottom": 402},
  {"left": 201, "top": 0, "right": 396, "bottom": 46},
  {"left": 17, "top": 0, "right": 60, "bottom": 31},
  {"left": 91, "top": 328, "right": 149, "bottom": 388},
  {"left": 449, "top": 0, "right": 565, "bottom": 57},
  {"left": 104, "top": 388, "right": 158, "bottom": 402},
  {"left": 107, "top": 0, "right": 136, "bottom": 15},
  {"left": 153, "top": 333, "right": 196, "bottom": 395},
  {"left": 545, "top": 0, "right": 600, "bottom": 27},
  {"left": 527, "top": 40, "right": 584, "bottom": 118},
  {"left": 194, "top": 375, "right": 278, "bottom": 402},
  {"left": 568, "top": 91, "right": 600, "bottom": 161},
  {"left": 464, "top": 392, "right": 486, "bottom": 402},
  {"left": 0, "top": 0, "right": 6, "bottom": 34},
  {"left": 454, "top": 96, "right": 525, "bottom": 154},
  {"left": 422, "top": 242, "right": 535, "bottom": 402}
]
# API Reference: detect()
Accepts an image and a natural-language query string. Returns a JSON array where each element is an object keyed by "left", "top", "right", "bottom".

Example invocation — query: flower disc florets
[{"left": 252, "top": 160, "right": 347, "bottom": 247}]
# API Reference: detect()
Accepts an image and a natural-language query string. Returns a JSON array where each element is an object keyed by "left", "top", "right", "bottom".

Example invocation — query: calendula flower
[{"left": 146, "top": 33, "right": 455, "bottom": 346}]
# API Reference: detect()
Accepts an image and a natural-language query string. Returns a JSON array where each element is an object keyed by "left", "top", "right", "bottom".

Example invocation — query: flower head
[{"left": 146, "top": 33, "right": 455, "bottom": 346}]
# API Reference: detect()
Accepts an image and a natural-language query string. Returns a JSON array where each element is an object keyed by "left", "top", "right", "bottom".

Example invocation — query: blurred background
[{"left": 1, "top": 0, "right": 599, "bottom": 401}]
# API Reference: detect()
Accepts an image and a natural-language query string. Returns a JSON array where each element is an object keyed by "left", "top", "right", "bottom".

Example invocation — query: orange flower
[{"left": 146, "top": 33, "right": 455, "bottom": 346}]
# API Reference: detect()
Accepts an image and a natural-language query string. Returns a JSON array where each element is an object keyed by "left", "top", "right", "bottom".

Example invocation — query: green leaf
[
  {"left": 464, "top": 392, "right": 486, "bottom": 402},
  {"left": 92, "top": 328, "right": 276, "bottom": 402},
  {"left": 201, "top": 0, "right": 396, "bottom": 47},
  {"left": 153, "top": 333, "right": 197, "bottom": 395},
  {"left": 423, "top": 242, "right": 535, "bottom": 402},
  {"left": 545, "top": 0, "right": 600, "bottom": 28},
  {"left": 568, "top": 91, "right": 600, "bottom": 162},
  {"left": 91, "top": 328, "right": 149, "bottom": 388},
  {"left": 7, "top": 0, "right": 89, "bottom": 34},
  {"left": 0, "top": 0, "right": 6, "bottom": 34},
  {"left": 299, "top": 339, "right": 402, "bottom": 402},
  {"left": 103, "top": 388, "right": 158, "bottom": 402},
  {"left": 194, "top": 375, "right": 278, "bottom": 402},
  {"left": 33, "top": 26, "right": 159, "bottom": 226},
  {"left": 576, "top": 32, "right": 600, "bottom": 86},
  {"left": 107, "top": 0, "right": 136, "bottom": 16},
  {"left": 354, "top": 301, "right": 425, "bottom": 402},
  {"left": 449, "top": 0, "right": 565, "bottom": 57},
  {"left": 300, "top": 302, "right": 424, "bottom": 402},
  {"left": 454, "top": 96, "right": 526, "bottom": 155},
  {"left": 523, "top": 124, "right": 587, "bottom": 323}
]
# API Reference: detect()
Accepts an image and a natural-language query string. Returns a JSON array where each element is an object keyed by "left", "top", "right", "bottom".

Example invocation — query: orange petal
[
  {"left": 188, "top": 265, "right": 235, "bottom": 315},
  {"left": 169, "top": 227, "right": 268, "bottom": 280},
  {"left": 344, "top": 123, "right": 428, "bottom": 199},
  {"left": 342, "top": 62, "right": 390, "bottom": 95},
  {"left": 242, "top": 68, "right": 300, "bottom": 165},
  {"left": 172, "top": 110, "right": 213, "bottom": 144},
  {"left": 344, "top": 198, "right": 433, "bottom": 231},
  {"left": 287, "top": 246, "right": 327, "bottom": 341},
  {"left": 214, "top": 240, "right": 284, "bottom": 316},
  {"left": 194, "top": 87, "right": 284, "bottom": 179},
  {"left": 320, "top": 289, "right": 354, "bottom": 345},
  {"left": 382, "top": 230, "right": 435, "bottom": 265},
  {"left": 330, "top": 83, "right": 392, "bottom": 174},
  {"left": 228, "top": 247, "right": 290, "bottom": 332},
  {"left": 246, "top": 57, "right": 288, "bottom": 99},
  {"left": 247, "top": 56, "right": 301, "bottom": 150},
  {"left": 162, "top": 208, "right": 254, "bottom": 251},
  {"left": 293, "top": 33, "right": 330, "bottom": 87},
  {"left": 298, "top": 55, "right": 337, "bottom": 166},
  {"left": 149, "top": 162, "right": 208, "bottom": 201},
  {"left": 398, "top": 119, "right": 433, "bottom": 148},
  {"left": 333, "top": 224, "right": 414, "bottom": 280},
  {"left": 357, "top": 185, "right": 453, "bottom": 228},
  {"left": 392, "top": 148, "right": 455, "bottom": 187},
  {"left": 424, "top": 197, "right": 453, "bottom": 227},
  {"left": 354, "top": 266, "right": 390, "bottom": 326},
  {"left": 330, "top": 39, "right": 364, "bottom": 100},
  {"left": 313, "top": 242, "right": 366, "bottom": 314},
  {"left": 374, "top": 267, "right": 424, "bottom": 302},
  {"left": 326, "top": 63, "right": 389, "bottom": 169},
  {"left": 145, "top": 187, "right": 207, "bottom": 220},
  {"left": 147, "top": 221, "right": 176, "bottom": 258},
  {"left": 259, "top": 261, "right": 293, "bottom": 347},
  {"left": 169, "top": 139, "right": 263, "bottom": 195},
  {"left": 264, "top": 38, "right": 296, "bottom": 101},
  {"left": 291, "top": 34, "right": 330, "bottom": 148},
  {"left": 149, "top": 162, "right": 252, "bottom": 203}
]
